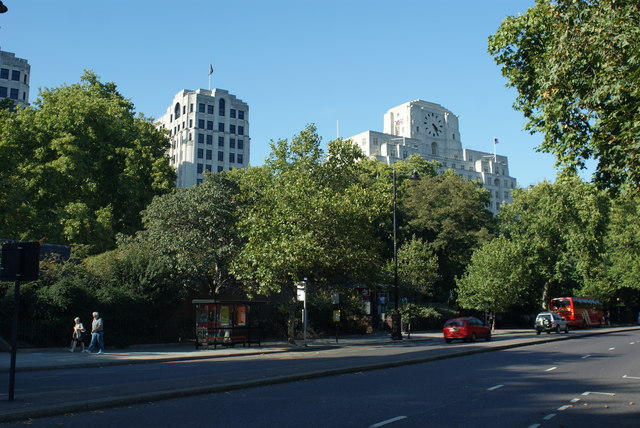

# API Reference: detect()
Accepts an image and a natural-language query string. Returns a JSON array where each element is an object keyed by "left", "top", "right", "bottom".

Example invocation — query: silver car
[{"left": 535, "top": 312, "right": 569, "bottom": 334}]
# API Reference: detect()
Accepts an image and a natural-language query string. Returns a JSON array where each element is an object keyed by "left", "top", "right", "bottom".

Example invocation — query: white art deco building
[
  {"left": 157, "top": 88, "right": 249, "bottom": 188},
  {"left": 348, "top": 100, "right": 516, "bottom": 213},
  {"left": 0, "top": 50, "right": 30, "bottom": 109}
]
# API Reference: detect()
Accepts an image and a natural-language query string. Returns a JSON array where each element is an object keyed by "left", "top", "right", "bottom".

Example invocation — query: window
[
  {"left": 218, "top": 123, "right": 224, "bottom": 132},
  {"left": 230, "top": 109, "right": 236, "bottom": 118},
  {"left": 238, "top": 110, "right": 245, "bottom": 120},
  {"left": 10, "top": 88, "right": 19, "bottom": 100},
  {"left": 199, "top": 103, "right": 205, "bottom": 113},
  {"left": 206, "top": 149, "right": 212, "bottom": 160},
  {"left": 11, "top": 70, "right": 19, "bottom": 81},
  {"left": 174, "top": 103, "right": 181, "bottom": 119},
  {"left": 205, "top": 164, "right": 212, "bottom": 172},
  {"left": 0, "top": 68, "right": 8, "bottom": 79},
  {"left": 197, "top": 178, "right": 203, "bottom": 184},
  {"left": 237, "top": 153, "right": 244, "bottom": 164},
  {"left": 238, "top": 126, "right": 244, "bottom": 136},
  {"left": 197, "top": 163, "right": 203, "bottom": 174},
  {"left": 431, "top": 142, "right": 438, "bottom": 156},
  {"left": 183, "top": 105, "right": 186, "bottom": 114},
  {"left": 504, "top": 191, "right": 510, "bottom": 199},
  {"left": 218, "top": 137, "right": 224, "bottom": 147},
  {"left": 230, "top": 124, "right": 236, "bottom": 134},
  {"left": 206, "top": 135, "right": 213, "bottom": 145},
  {"left": 198, "top": 119, "right": 205, "bottom": 128},
  {"left": 189, "top": 119, "right": 193, "bottom": 128},
  {"left": 218, "top": 166, "right": 224, "bottom": 172},
  {"left": 218, "top": 99, "right": 225, "bottom": 116},
  {"left": 218, "top": 151, "right": 224, "bottom": 161},
  {"left": 229, "top": 153, "right": 235, "bottom": 163},
  {"left": 237, "top": 139, "right": 244, "bottom": 150},
  {"left": 198, "top": 133, "right": 204, "bottom": 144},
  {"left": 230, "top": 138, "right": 236, "bottom": 148},
  {"left": 190, "top": 104, "right": 194, "bottom": 113},
  {"left": 197, "top": 148, "right": 204, "bottom": 159},
  {"left": 207, "top": 121, "right": 214, "bottom": 130},
  {"left": 207, "top": 105, "right": 214, "bottom": 114},
  {"left": 0, "top": 86, "right": 6, "bottom": 97}
]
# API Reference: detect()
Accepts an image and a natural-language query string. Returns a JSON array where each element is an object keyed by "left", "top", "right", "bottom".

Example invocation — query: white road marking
[
  {"left": 570, "top": 398, "right": 580, "bottom": 403},
  {"left": 558, "top": 405, "right": 571, "bottom": 411},
  {"left": 545, "top": 367, "right": 557, "bottom": 372},
  {"left": 369, "top": 416, "right": 407, "bottom": 428},
  {"left": 609, "top": 347, "right": 616, "bottom": 350},
  {"left": 623, "top": 375, "right": 640, "bottom": 380},
  {"left": 630, "top": 342, "right": 636, "bottom": 345},
  {"left": 582, "top": 391, "right": 616, "bottom": 396},
  {"left": 581, "top": 354, "right": 591, "bottom": 359},
  {"left": 487, "top": 384, "right": 504, "bottom": 391},
  {"left": 527, "top": 425, "right": 541, "bottom": 428},
  {"left": 543, "top": 413, "right": 556, "bottom": 421}
]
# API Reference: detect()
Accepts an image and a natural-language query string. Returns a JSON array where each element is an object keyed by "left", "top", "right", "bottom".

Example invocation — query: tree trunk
[
  {"left": 287, "top": 291, "right": 297, "bottom": 345},
  {"left": 541, "top": 281, "right": 551, "bottom": 310}
]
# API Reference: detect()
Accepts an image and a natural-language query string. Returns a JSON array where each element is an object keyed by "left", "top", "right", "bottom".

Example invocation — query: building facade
[
  {"left": 349, "top": 100, "right": 516, "bottom": 214},
  {"left": 157, "top": 88, "right": 249, "bottom": 188},
  {"left": 0, "top": 50, "right": 30, "bottom": 109}
]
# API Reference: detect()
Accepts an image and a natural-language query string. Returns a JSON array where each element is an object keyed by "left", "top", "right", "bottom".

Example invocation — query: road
[{"left": 2, "top": 330, "right": 638, "bottom": 427}]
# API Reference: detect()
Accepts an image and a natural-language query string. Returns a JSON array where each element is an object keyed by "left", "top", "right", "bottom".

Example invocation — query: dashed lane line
[
  {"left": 581, "top": 354, "right": 591, "bottom": 359},
  {"left": 487, "top": 384, "right": 504, "bottom": 391},
  {"left": 542, "top": 413, "right": 556, "bottom": 421},
  {"left": 369, "top": 416, "right": 408, "bottom": 428},
  {"left": 623, "top": 374, "right": 640, "bottom": 380},
  {"left": 545, "top": 366, "right": 557, "bottom": 372}
]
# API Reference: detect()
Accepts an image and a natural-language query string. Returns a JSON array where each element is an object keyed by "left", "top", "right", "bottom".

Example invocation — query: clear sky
[{"left": 1, "top": 0, "right": 585, "bottom": 187}]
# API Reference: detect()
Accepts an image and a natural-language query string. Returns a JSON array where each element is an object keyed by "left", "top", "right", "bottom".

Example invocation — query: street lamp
[{"left": 391, "top": 167, "right": 419, "bottom": 340}]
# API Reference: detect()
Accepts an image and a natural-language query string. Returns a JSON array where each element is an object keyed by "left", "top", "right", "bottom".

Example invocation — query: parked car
[
  {"left": 443, "top": 317, "right": 491, "bottom": 343},
  {"left": 535, "top": 312, "right": 569, "bottom": 334}
]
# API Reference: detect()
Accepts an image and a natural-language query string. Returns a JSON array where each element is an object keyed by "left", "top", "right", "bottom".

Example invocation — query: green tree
[
  {"left": 230, "top": 125, "right": 387, "bottom": 343},
  {"left": 0, "top": 71, "right": 175, "bottom": 254},
  {"left": 498, "top": 177, "right": 610, "bottom": 307},
  {"left": 488, "top": 0, "right": 640, "bottom": 190},
  {"left": 402, "top": 170, "right": 495, "bottom": 298},
  {"left": 137, "top": 173, "right": 240, "bottom": 297},
  {"left": 396, "top": 235, "right": 439, "bottom": 299},
  {"left": 456, "top": 236, "right": 535, "bottom": 323}
]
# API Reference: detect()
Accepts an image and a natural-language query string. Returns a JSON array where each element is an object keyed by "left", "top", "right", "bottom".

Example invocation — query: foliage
[
  {"left": 456, "top": 236, "right": 535, "bottom": 313},
  {"left": 498, "top": 177, "right": 610, "bottom": 307},
  {"left": 230, "top": 125, "right": 387, "bottom": 342},
  {"left": 488, "top": 0, "right": 640, "bottom": 190},
  {"left": 137, "top": 173, "right": 241, "bottom": 297},
  {"left": 0, "top": 71, "right": 175, "bottom": 254},
  {"left": 396, "top": 235, "right": 439, "bottom": 298},
  {"left": 402, "top": 170, "right": 495, "bottom": 297}
]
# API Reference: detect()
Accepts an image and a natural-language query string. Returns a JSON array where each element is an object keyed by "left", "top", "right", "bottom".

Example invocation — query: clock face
[{"left": 424, "top": 112, "right": 444, "bottom": 137}]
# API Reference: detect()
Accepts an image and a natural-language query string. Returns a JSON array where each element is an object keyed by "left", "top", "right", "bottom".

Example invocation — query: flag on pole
[
  {"left": 494, "top": 137, "right": 499, "bottom": 144},
  {"left": 208, "top": 64, "right": 213, "bottom": 76}
]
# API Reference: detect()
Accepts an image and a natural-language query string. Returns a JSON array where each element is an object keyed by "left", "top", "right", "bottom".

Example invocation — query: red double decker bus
[{"left": 550, "top": 297, "right": 606, "bottom": 328}]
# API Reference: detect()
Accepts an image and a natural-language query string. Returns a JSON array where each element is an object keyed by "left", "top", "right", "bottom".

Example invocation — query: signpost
[
  {"left": 1, "top": 241, "right": 40, "bottom": 402},
  {"left": 295, "top": 280, "right": 307, "bottom": 346}
]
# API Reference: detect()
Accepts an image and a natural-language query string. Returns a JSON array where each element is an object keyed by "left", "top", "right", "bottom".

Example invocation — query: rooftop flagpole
[
  {"left": 208, "top": 64, "right": 213, "bottom": 91},
  {"left": 493, "top": 137, "right": 499, "bottom": 162}
]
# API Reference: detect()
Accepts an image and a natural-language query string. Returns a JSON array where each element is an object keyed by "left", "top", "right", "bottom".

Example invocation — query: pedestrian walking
[
  {"left": 83, "top": 311, "right": 105, "bottom": 354},
  {"left": 68, "top": 317, "right": 86, "bottom": 352}
]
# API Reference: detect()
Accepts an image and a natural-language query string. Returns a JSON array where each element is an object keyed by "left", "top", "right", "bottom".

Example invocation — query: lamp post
[{"left": 390, "top": 167, "right": 419, "bottom": 340}]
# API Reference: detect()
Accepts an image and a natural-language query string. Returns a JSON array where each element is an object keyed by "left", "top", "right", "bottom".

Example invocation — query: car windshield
[{"left": 445, "top": 320, "right": 465, "bottom": 327}]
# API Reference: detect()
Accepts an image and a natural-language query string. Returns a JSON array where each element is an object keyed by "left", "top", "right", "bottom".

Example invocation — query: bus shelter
[{"left": 192, "top": 299, "right": 267, "bottom": 349}]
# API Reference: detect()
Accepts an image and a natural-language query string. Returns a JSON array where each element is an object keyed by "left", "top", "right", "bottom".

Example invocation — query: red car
[{"left": 443, "top": 317, "right": 491, "bottom": 343}]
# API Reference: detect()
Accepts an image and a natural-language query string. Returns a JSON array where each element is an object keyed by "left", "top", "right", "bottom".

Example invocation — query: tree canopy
[
  {"left": 489, "top": 0, "right": 640, "bottom": 191},
  {"left": 0, "top": 71, "right": 175, "bottom": 254}
]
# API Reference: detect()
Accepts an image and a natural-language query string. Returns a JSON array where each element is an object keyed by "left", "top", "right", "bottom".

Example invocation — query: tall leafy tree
[
  {"left": 498, "top": 177, "right": 610, "bottom": 307},
  {"left": 230, "top": 125, "right": 387, "bottom": 343},
  {"left": 0, "top": 71, "right": 175, "bottom": 254},
  {"left": 456, "top": 236, "right": 535, "bottom": 321},
  {"left": 402, "top": 170, "right": 495, "bottom": 298},
  {"left": 489, "top": 0, "right": 640, "bottom": 190},
  {"left": 138, "top": 173, "right": 240, "bottom": 297}
]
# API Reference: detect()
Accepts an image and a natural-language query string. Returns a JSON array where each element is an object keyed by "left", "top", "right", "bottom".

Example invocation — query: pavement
[{"left": 0, "top": 326, "right": 638, "bottom": 423}]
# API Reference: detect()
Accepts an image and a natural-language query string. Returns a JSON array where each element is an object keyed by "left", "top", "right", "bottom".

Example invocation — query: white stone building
[
  {"left": 348, "top": 100, "right": 516, "bottom": 214},
  {"left": 157, "top": 89, "right": 249, "bottom": 188},
  {"left": 0, "top": 50, "right": 30, "bottom": 109}
]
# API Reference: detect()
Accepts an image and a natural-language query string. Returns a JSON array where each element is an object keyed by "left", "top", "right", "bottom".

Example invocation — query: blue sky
[{"left": 1, "top": 0, "right": 585, "bottom": 187}]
